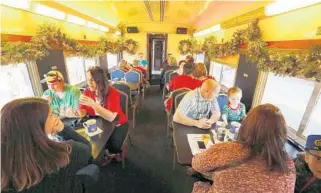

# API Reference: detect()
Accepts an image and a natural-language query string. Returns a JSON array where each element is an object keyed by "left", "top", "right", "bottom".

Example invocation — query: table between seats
[
  {"left": 172, "top": 122, "right": 215, "bottom": 169},
  {"left": 63, "top": 117, "right": 118, "bottom": 160}
]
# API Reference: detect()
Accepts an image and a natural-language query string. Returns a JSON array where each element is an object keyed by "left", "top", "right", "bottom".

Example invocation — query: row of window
[
  {"left": 0, "top": 53, "right": 119, "bottom": 109},
  {"left": 204, "top": 57, "right": 320, "bottom": 142}
]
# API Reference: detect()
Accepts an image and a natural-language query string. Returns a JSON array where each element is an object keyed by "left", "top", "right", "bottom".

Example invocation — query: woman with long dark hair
[
  {"left": 191, "top": 104, "right": 296, "bottom": 193},
  {"left": 79, "top": 66, "right": 128, "bottom": 165},
  {"left": 1, "top": 98, "right": 91, "bottom": 193}
]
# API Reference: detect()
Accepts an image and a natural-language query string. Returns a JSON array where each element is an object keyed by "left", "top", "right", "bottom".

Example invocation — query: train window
[
  {"left": 65, "top": 57, "right": 86, "bottom": 85},
  {"left": 210, "top": 61, "right": 223, "bottom": 81},
  {"left": 261, "top": 73, "right": 315, "bottom": 131},
  {"left": 304, "top": 95, "right": 321, "bottom": 136},
  {"left": 196, "top": 53, "right": 205, "bottom": 63},
  {"left": 220, "top": 65, "right": 236, "bottom": 88},
  {"left": 107, "top": 53, "right": 118, "bottom": 69},
  {"left": 210, "top": 61, "right": 236, "bottom": 88},
  {"left": 84, "top": 58, "right": 96, "bottom": 71},
  {"left": 0, "top": 63, "right": 34, "bottom": 108}
]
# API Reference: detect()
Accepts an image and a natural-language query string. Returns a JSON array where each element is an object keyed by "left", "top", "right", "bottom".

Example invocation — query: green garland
[
  {"left": 188, "top": 19, "right": 321, "bottom": 82},
  {"left": 123, "top": 39, "right": 139, "bottom": 55},
  {"left": 178, "top": 38, "right": 203, "bottom": 55},
  {"left": 1, "top": 23, "right": 139, "bottom": 65}
]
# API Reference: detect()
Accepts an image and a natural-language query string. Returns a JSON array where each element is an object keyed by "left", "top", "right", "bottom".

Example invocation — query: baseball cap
[
  {"left": 305, "top": 135, "right": 321, "bottom": 151},
  {"left": 44, "top": 67, "right": 64, "bottom": 83}
]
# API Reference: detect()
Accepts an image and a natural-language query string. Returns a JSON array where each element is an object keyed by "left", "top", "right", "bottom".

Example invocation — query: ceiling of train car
[{"left": 52, "top": 0, "right": 271, "bottom": 30}]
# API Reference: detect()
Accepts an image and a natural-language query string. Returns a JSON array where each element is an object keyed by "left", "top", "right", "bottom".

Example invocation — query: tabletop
[
  {"left": 75, "top": 118, "right": 118, "bottom": 159},
  {"left": 173, "top": 122, "right": 215, "bottom": 166}
]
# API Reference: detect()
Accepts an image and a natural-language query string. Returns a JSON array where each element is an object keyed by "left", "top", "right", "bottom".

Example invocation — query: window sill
[{"left": 287, "top": 128, "right": 306, "bottom": 150}]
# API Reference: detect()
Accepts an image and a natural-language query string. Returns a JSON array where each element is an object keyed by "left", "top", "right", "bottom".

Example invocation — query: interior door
[{"left": 152, "top": 39, "right": 164, "bottom": 74}]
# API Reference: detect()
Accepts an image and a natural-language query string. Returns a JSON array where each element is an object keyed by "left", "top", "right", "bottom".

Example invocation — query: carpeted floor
[{"left": 95, "top": 85, "right": 196, "bottom": 193}]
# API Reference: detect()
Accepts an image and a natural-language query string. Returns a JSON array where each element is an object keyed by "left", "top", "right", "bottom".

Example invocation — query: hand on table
[{"left": 196, "top": 118, "right": 212, "bottom": 129}]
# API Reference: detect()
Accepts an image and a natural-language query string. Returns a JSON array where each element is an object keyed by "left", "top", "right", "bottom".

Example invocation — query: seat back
[
  {"left": 169, "top": 72, "right": 179, "bottom": 82},
  {"left": 164, "top": 70, "right": 174, "bottom": 85},
  {"left": 111, "top": 69, "right": 125, "bottom": 81},
  {"left": 175, "top": 92, "right": 189, "bottom": 111},
  {"left": 125, "top": 70, "right": 140, "bottom": 83},
  {"left": 116, "top": 89, "right": 129, "bottom": 117},
  {"left": 132, "top": 69, "right": 143, "bottom": 82},
  {"left": 217, "top": 94, "right": 229, "bottom": 111},
  {"left": 112, "top": 82, "right": 132, "bottom": 105},
  {"left": 170, "top": 88, "right": 191, "bottom": 115}
]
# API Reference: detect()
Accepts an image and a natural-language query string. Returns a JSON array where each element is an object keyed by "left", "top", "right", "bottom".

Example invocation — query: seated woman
[
  {"left": 1, "top": 97, "right": 91, "bottom": 193},
  {"left": 79, "top": 66, "right": 128, "bottom": 165},
  {"left": 193, "top": 63, "right": 214, "bottom": 82},
  {"left": 222, "top": 87, "right": 246, "bottom": 126},
  {"left": 191, "top": 104, "right": 296, "bottom": 193}
]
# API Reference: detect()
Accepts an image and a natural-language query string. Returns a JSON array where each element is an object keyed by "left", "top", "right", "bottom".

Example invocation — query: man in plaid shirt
[{"left": 173, "top": 79, "right": 221, "bottom": 129}]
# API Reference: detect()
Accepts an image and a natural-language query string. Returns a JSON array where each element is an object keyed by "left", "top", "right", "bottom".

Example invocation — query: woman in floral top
[
  {"left": 222, "top": 87, "right": 246, "bottom": 124},
  {"left": 191, "top": 104, "right": 296, "bottom": 193}
]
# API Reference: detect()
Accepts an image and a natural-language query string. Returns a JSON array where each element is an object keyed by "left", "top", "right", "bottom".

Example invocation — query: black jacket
[{"left": 3, "top": 126, "right": 92, "bottom": 193}]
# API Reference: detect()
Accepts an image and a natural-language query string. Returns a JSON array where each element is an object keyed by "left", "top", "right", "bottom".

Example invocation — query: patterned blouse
[
  {"left": 222, "top": 103, "right": 246, "bottom": 122},
  {"left": 192, "top": 142, "right": 296, "bottom": 193}
]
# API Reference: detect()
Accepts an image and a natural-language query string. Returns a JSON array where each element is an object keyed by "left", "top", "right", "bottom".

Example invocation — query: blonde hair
[
  {"left": 227, "top": 87, "right": 242, "bottom": 97},
  {"left": 168, "top": 57, "right": 177, "bottom": 66},
  {"left": 193, "top": 63, "right": 208, "bottom": 78}
]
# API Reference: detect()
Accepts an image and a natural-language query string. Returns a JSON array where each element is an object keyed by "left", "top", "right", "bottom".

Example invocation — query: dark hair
[
  {"left": 178, "top": 60, "right": 186, "bottom": 66},
  {"left": 87, "top": 66, "right": 109, "bottom": 105},
  {"left": 183, "top": 63, "right": 194, "bottom": 75},
  {"left": 237, "top": 104, "right": 289, "bottom": 172},
  {"left": 185, "top": 55, "right": 194, "bottom": 64},
  {"left": 1, "top": 97, "right": 71, "bottom": 191}
]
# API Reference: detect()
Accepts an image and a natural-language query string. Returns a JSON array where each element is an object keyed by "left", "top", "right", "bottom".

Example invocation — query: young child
[
  {"left": 222, "top": 87, "right": 246, "bottom": 125},
  {"left": 294, "top": 135, "right": 321, "bottom": 193}
]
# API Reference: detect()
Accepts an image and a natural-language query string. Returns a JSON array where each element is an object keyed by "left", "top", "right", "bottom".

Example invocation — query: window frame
[
  {"left": 64, "top": 56, "right": 87, "bottom": 86},
  {"left": 257, "top": 72, "right": 321, "bottom": 146},
  {"left": 209, "top": 60, "right": 237, "bottom": 89},
  {"left": 0, "top": 62, "right": 36, "bottom": 108}
]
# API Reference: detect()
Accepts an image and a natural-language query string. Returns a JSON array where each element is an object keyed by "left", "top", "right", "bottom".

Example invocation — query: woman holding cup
[{"left": 79, "top": 66, "right": 128, "bottom": 166}]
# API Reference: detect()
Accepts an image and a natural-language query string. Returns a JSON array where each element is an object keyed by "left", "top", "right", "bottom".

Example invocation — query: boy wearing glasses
[{"left": 295, "top": 135, "right": 321, "bottom": 193}]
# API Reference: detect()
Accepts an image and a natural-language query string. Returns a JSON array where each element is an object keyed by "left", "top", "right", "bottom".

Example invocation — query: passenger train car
[{"left": 1, "top": 1, "right": 320, "bottom": 193}]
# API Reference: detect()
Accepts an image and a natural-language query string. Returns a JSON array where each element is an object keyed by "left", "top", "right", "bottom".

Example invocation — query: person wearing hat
[
  {"left": 294, "top": 135, "right": 321, "bottom": 193},
  {"left": 42, "top": 67, "right": 80, "bottom": 118}
]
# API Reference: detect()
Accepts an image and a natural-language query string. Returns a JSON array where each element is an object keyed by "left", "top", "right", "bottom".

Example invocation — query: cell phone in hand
[{"left": 197, "top": 141, "right": 206, "bottom": 149}]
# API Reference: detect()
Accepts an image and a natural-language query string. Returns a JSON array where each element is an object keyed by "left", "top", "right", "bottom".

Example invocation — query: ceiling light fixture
[
  {"left": 34, "top": 3, "right": 66, "bottom": 20},
  {"left": 67, "top": 15, "right": 86, "bottom": 26},
  {"left": 87, "top": 21, "right": 99, "bottom": 29},
  {"left": 0, "top": 0, "right": 30, "bottom": 10},
  {"left": 115, "top": 31, "right": 121, "bottom": 36},
  {"left": 265, "top": 0, "right": 321, "bottom": 16},
  {"left": 193, "top": 24, "right": 221, "bottom": 37},
  {"left": 99, "top": 25, "right": 109, "bottom": 32}
]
